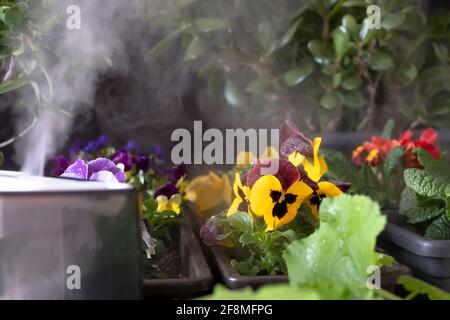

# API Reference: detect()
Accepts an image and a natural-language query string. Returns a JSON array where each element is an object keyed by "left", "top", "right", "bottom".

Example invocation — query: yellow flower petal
[
  {"left": 222, "top": 174, "right": 233, "bottom": 205},
  {"left": 227, "top": 197, "right": 242, "bottom": 217},
  {"left": 249, "top": 175, "right": 282, "bottom": 218},
  {"left": 317, "top": 181, "right": 343, "bottom": 197},
  {"left": 304, "top": 137, "right": 328, "bottom": 182},
  {"left": 288, "top": 152, "right": 305, "bottom": 167}
]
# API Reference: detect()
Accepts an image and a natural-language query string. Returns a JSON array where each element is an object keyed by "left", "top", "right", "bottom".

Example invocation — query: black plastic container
[
  {"left": 143, "top": 220, "right": 213, "bottom": 299},
  {"left": 379, "top": 211, "right": 450, "bottom": 292},
  {"left": 209, "top": 244, "right": 410, "bottom": 293}
]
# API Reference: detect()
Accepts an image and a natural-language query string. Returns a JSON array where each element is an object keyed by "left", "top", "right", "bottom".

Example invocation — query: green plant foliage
[
  {"left": 145, "top": 0, "right": 450, "bottom": 131},
  {"left": 202, "top": 283, "right": 321, "bottom": 300},
  {"left": 399, "top": 149, "right": 450, "bottom": 240},
  {"left": 398, "top": 275, "right": 450, "bottom": 300},
  {"left": 284, "top": 195, "right": 385, "bottom": 299}
]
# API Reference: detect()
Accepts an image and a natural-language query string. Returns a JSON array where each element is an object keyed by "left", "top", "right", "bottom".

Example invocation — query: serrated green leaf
[
  {"left": 425, "top": 214, "right": 450, "bottom": 240},
  {"left": 228, "top": 211, "right": 253, "bottom": 233},
  {"left": 284, "top": 195, "right": 385, "bottom": 300},
  {"left": 202, "top": 283, "right": 321, "bottom": 300},
  {"left": 383, "top": 146, "right": 406, "bottom": 176},
  {"left": 404, "top": 169, "right": 448, "bottom": 198},
  {"left": 142, "top": 198, "right": 158, "bottom": 217},
  {"left": 399, "top": 188, "right": 444, "bottom": 224},
  {"left": 381, "top": 118, "right": 395, "bottom": 139},
  {"left": 398, "top": 275, "right": 450, "bottom": 300}
]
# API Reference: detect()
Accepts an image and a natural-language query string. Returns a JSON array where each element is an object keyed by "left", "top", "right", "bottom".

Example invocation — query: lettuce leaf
[{"left": 283, "top": 195, "right": 386, "bottom": 299}]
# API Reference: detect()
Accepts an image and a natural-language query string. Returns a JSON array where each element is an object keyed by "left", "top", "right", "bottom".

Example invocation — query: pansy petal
[
  {"left": 318, "top": 181, "right": 343, "bottom": 197},
  {"left": 60, "top": 159, "right": 88, "bottom": 180},
  {"left": 169, "top": 194, "right": 182, "bottom": 206},
  {"left": 265, "top": 181, "right": 312, "bottom": 231},
  {"left": 288, "top": 152, "right": 305, "bottom": 167},
  {"left": 227, "top": 197, "right": 242, "bottom": 217},
  {"left": 90, "top": 170, "right": 119, "bottom": 183},
  {"left": 247, "top": 159, "right": 300, "bottom": 191},
  {"left": 280, "top": 121, "right": 314, "bottom": 158},
  {"left": 304, "top": 137, "right": 327, "bottom": 182},
  {"left": 249, "top": 175, "right": 282, "bottom": 218}
]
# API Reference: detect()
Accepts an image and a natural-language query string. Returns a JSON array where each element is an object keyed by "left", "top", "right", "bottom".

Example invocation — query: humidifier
[{"left": 0, "top": 171, "right": 141, "bottom": 299}]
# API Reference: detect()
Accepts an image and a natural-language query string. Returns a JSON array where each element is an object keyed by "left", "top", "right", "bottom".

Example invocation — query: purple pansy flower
[
  {"left": 124, "top": 140, "right": 138, "bottom": 153},
  {"left": 132, "top": 155, "right": 151, "bottom": 172},
  {"left": 70, "top": 141, "right": 82, "bottom": 158},
  {"left": 111, "top": 150, "right": 132, "bottom": 171},
  {"left": 50, "top": 155, "right": 70, "bottom": 177},
  {"left": 83, "top": 135, "right": 109, "bottom": 154},
  {"left": 61, "top": 158, "right": 126, "bottom": 183},
  {"left": 167, "top": 164, "right": 187, "bottom": 183},
  {"left": 153, "top": 182, "right": 178, "bottom": 199},
  {"left": 151, "top": 146, "right": 165, "bottom": 161}
]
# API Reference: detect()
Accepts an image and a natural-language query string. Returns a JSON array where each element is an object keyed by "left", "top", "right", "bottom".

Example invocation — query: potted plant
[
  {"left": 50, "top": 135, "right": 213, "bottom": 298},
  {"left": 201, "top": 194, "right": 450, "bottom": 300},
  {"left": 189, "top": 121, "right": 410, "bottom": 292}
]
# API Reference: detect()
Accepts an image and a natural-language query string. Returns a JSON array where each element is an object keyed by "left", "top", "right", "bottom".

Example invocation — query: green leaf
[
  {"left": 332, "top": 26, "right": 350, "bottom": 59},
  {"left": 193, "top": 17, "right": 229, "bottom": 32},
  {"left": 420, "top": 65, "right": 450, "bottom": 84},
  {"left": 432, "top": 42, "right": 448, "bottom": 65},
  {"left": 142, "top": 198, "right": 158, "bottom": 218},
  {"left": 383, "top": 146, "right": 406, "bottom": 176},
  {"left": 146, "top": 24, "right": 190, "bottom": 61},
  {"left": 0, "top": 152, "right": 4, "bottom": 166},
  {"left": 381, "top": 13, "right": 405, "bottom": 30},
  {"left": 368, "top": 51, "right": 394, "bottom": 71},
  {"left": 376, "top": 253, "right": 395, "bottom": 268},
  {"left": 381, "top": 118, "right": 395, "bottom": 139},
  {"left": 228, "top": 211, "right": 253, "bottom": 233},
  {"left": 4, "top": 3, "right": 26, "bottom": 28},
  {"left": 201, "top": 284, "right": 321, "bottom": 300},
  {"left": 184, "top": 37, "right": 205, "bottom": 61},
  {"left": 338, "top": 90, "right": 365, "bottom": 109},
  {"left": 284, "top": 195, "right": 386, "bottom": 300},
  {"left": 246, "top": 75, "right": 271, "bottom": 94},
  {"left": 320, "top": 92, "right": 339, "bottom": 110},
  {"left": 342, "top": 75, "right": 361, "bottom": 90},
  {"left": 425, "top": 214, "right": 450, "bottom": 240},
  {"left": 283, "top": 59, "right": 313, "bottom": 87},
  {"left": 307, "top": 39, "right": 333, "bottom": 65},
  {"left": 398, "top": 275, "right": 450, "bottom": 300},
  {"left": 399, "top": 63, "right": 418, "bottom": 84},
  {"left": 404, "top": 168, "right": 449, "bottom": 198},
  {"left": 320, "top": 149, "right": 361, "bottom": 183},
  {"left": 274, "top": 18, "right": 303, "bottom": 51},
  {"left": 341, "top": 1, "right": 366, "bottom": 8},
  {"left": 342, "top": 15, "right": 357, "bottom": 33},
  {"left": 399, "top": 188, "right": 444, "bottom": 224},
  {"left": 0, "top": 79, "right": 28, "bottom": 95}
]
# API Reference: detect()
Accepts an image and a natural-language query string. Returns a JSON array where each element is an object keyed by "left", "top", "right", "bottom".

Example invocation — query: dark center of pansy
[
  {"left": 270, "top": 190, "right": 282, "bottom": 202},
  {"left": 310, "top": 192, "right": 325, "bottom": 206},
  {"left": 270, "top": 191, "right": 297, "bottom": 219}
]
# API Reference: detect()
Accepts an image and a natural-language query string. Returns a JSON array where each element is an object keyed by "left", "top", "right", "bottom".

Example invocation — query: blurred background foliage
[{"left": 145, "top": 0, "right": 450, "bottom": 132}]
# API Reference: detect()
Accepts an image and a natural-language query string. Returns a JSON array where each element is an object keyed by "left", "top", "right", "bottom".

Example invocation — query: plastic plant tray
[{"left": 142, "top": 220, "right": 213, "bottom": 299}]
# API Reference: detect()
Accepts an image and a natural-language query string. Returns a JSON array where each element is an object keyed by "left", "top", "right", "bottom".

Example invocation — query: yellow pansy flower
[
  {"left": 288, "top": 152, "right": 305, "bottom": 167},
  {"left": 184, "top": 172, "right": 232, "bottom": 218},
  {"left": 227, "top": 173, "right": 251, "bottom": 217},
  {"left": 249, "top": 175, "right": 313, "bottom": 231},
  {"left": 156, "top": 193, "right": 182, "bottom": 215},
  {"left": 307, "top": 182, "right": 343, "bottom": 220},
  {"left": 303, "top": 137, "right": 328, "bottom": 182}
]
